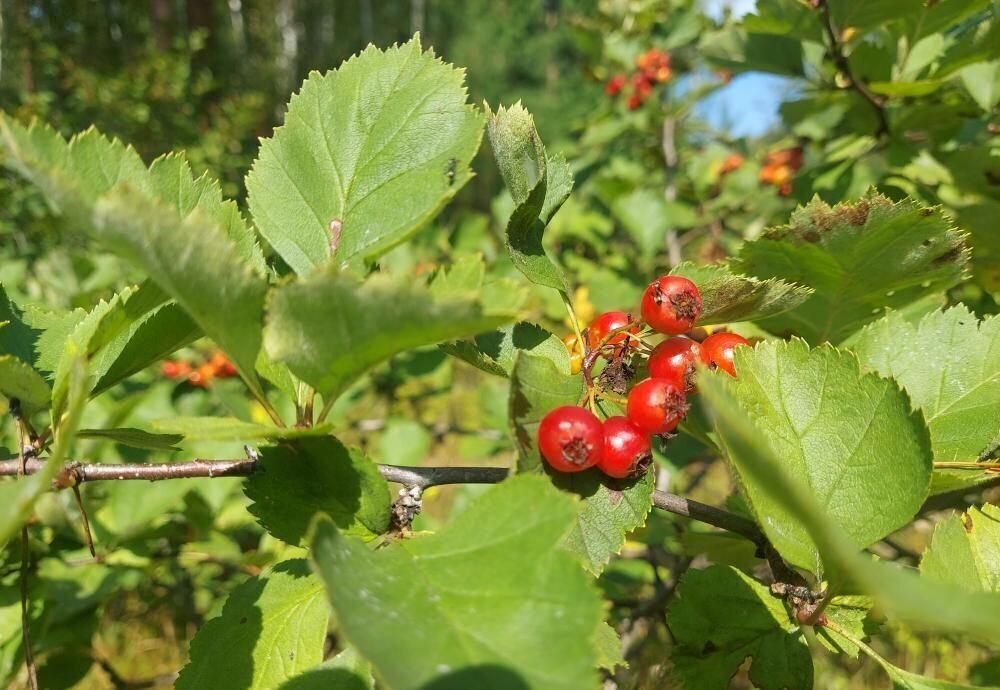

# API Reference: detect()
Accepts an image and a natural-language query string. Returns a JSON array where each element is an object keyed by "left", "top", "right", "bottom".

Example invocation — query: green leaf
[
  {"left": 442, "top": 321, "right": 570, "bottom": 378},
  {"left": 0, "top": 355, "right": 50, "bottom": 415},
  {"left": 850, "top": 306, "right": 1000, "bottom": 462},
  {"left": 699, "top": 28, "right": 804, "bottom": 76},
  {"left": 0, "top": 285, "right": 38, "bottom": 365},
  {"left": 76, "top": 428, "right": 182, "bottom": 451},
  {"left": 611, "top": 189, "right": 696, "bottom": 258},
  {"left": 176, "top": 559, "right": 329, "bottom": 690},
  {"left": 921, "top": 504, "right": 1000, "bottom": 593},
  {"left": 669, "top": 262, "right": 813, "bottom": 325},
  {"left": 556, "top": 469, "right": 654, "bottom": 574},
  {"left": 244, "top": 437, "right": 391, "bottom": 546},
  {"left": 276, "top": 666, "right": 370, "bottom": 690},
  {"left": 246, "top": 36, "right": 483, "bottom": 275},
  {"left": 668, "top": 565, "right": 812, "bottom": 690},
  {"left": 92, "top": 189, "right": 268, "bottom": 397},
  {"left": 487, "top": 103, "right": 571, "bottom": 291},
  {"left": 960, "top": 61, "right": 1000, "bottom": 111},
  {"left": 0, "top": 353, "right": 86, "bottom": 550},
  {"left": 265, "top": 259, "right": 522, "bottom": 402},
  {"left": 0, "top": 118, "right": 264, "bottom": 269},
  {"left": 715, "top": 339, "right": 931, "bottom": 573},
  {"left": 151, "top": 417, "right": 333, "bottom": 442},
  {"left": 697, "top": 367, "right": 1000, "bottom": 642},
  {"left": 815, "top": 596, "right": 873, "bottom": 658},
  {"left": 310, "top": 475, "right": 603, "bottom": 690},
  {"left": 22, "top": 305, "right": 86, "bottom": 375},
  {"left": 508, "top": 351, "right": 583, "bottom": 474},
  {"left": 736, "top": 194, "right": 969, "bottom": 343},
  {"left": 594, "top": 622, "right": 625, "bottom": 672}
]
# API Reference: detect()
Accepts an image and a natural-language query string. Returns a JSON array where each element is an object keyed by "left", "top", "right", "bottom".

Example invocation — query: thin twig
[
  {"left": 816, "top": 0, "right": 889, "bottom": 137},
  {"left": 71, "top": 485, "right": 97, "bottom": 558},
  {"left": 0, "top": 458, "right": 764, "bottom": 541}
]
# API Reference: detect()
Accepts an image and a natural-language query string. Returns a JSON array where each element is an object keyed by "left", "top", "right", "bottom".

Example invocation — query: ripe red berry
[
  {"left": 640, "top": 276, "right": 702, "bottom": 335},
  {"left": 599, "top": 416, "right": 652, "bottom": 479},
  {"left": 647, "top": 337, "right": 701, "bottom": 392},
  {"left": 626, "top": 378, "right": 688, "bottom": 435},
  {"left": 699, "top": 332, "right": 751, "bottom": 377},
  {"left": 537, "top": 406, "right": 604, "bottom": 473},
  {"left": 586, "top": 311, "right": 639, "bottom": 356},
  {"left": 605, "top": 74, "right": 626, "bottom": 96}
]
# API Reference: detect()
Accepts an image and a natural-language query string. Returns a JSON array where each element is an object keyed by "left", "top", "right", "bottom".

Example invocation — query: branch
[
  {"left": 0, "top": 458, "right": 760, "bottom": 542},
  {"left": 816, "top": 0, "right": 889, "bottom": 137}
]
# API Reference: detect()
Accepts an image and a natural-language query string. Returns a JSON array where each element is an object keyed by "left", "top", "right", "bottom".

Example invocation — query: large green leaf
[
  {"left": 310, "top": 475, "right": 603, "bottom": 690},
  {"left": 246, "top": 36, "right": 483, "bottom": 275},
  {"left": 921, "top": 504, "right": 1000, "bottom": 593},
  {"left": 697, "top": 367, "right": 1000, "bottom": 642},
  {"left": 487, "top": 103, "right": 571, "bottom": 291},
  {"left": 716, "top": 339, "right": 931, "bottom": 573},
  {"left": 850, "top": 306, "right": 1000, "bottom": 462},
  {"left": 0, "top": 118, "right": 264, "bottom": 269},
  {"left": 441, "top": 321, "right": 570, "bottom": 378},
  {"left": 176, "top": 559, "right": 329, "bottom": 690},
  {"left": 0, "top": 355, "right": 50, "bottom": 415},
  {"left": 244, "top": 437, "right": 391, "bottom": 546},
  {"left": 264, "top": 259, "right": 523, "bottom": 402},
  {"left": 736, "top": 194, "right": 968, "bottom": 343},
  {"left": 76, "top": 427, "right": 183, "bottom": 451},
  {"left": 668, "top": 565, "right": 812, "bottom": 690},
  {"left": 92, "top": 189, "right": 269, "bottom": 397},
  {"left": 669, "top": 262, "right": 813, "bottom": 325}
]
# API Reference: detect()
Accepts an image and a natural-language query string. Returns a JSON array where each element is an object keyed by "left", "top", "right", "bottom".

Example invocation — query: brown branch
[
  {"left": 816, "top": 0, "right": 889, "bottom": 137},
  {"left": 0, "top": 458, "right": 761, "bottom": 541}
]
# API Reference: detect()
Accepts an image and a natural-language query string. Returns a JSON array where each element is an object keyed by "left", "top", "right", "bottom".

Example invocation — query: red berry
[
  {"left": 537, "top": 406, "right": 604, "bottom": 473},
  {"left": 586, "top": 311, "right": 639, "bottom": 356},
  {"left": 626, "top": 378, "right": 688, "bottom": 435},
  {"left": 699, "top": 332, "right": 751, "bottom": 377},
  {"left": 640, "top": 276, "right": 702, "bottom": 335},
  {"left": 627, "top": 93, "right": 644, "bottom": 110},
  {"left": 605, "top": 74, "right": 626, "bottom": 96},
  {"left": 648, "top": 337, "right": 701, "bottom": 392},
  {"left": 599, "top": 416, "right": 652, "bottom": 479}
]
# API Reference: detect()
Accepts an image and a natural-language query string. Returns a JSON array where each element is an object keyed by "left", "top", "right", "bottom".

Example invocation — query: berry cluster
[
  {"left": 759, "top": 146, "right": 803, "bottom": 196},
  {"left": 605, "top": 49, "right": 673, "bottom": 110},
  {"left": 538, "top": 276, "right": 750, "bottom": 479},
  {"left": 161, "top": 350, "right": 238, "bottom": 388}
]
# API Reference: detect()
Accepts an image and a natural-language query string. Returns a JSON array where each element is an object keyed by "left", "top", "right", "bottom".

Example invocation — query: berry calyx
[
  {"left": 648, "top": 337, "right": 701, "bottom": 392},
  {"left": 537, "top": 406, "right": 604, "bottom": 473},
  {"left": 700, "top": 332, "right": 751, "bottom": 377},
  {"left": 586, "top": 311, "right": 639, "bottom": 356},
  {"left": 626, "top": 377, "right": 688, "bottom": 435},
  {"left": 599, "top": 416, "right": 652, "bottom": 479},
  {"left": 640, "top": 276, "right": 702, "bottom": 335}
]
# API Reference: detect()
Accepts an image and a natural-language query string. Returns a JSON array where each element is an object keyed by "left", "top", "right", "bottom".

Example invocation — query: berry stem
[{"left": 560, "top": 291, "right": 586, "bottom": 358}]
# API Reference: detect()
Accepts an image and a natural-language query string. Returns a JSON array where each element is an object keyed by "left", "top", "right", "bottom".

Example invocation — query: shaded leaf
[
  {"left": 244, "top": 437, "right": 391, "bottom": 545},
  {"left": 921, "top": 503, "right": 1000, "bottom": 593},
  {"left": 442, "top": 321, "right": 570, "bottom": 378},
  {"left": 736, "top": 194, "right": 968, "bottom": 343},
  {"left": 77, "top": 428, "right": 183, "bottom": 451},
  {"left": 0, "top": 284, "right": 38, "bottom": 365},
  {"left": 176, "top": 560, "right": 329, "bottom": 690},
  {"left": 0, "top": 355, "right": 50, "bottom": 415},
  {"left": 246, "top": 36, "right": 483, "bottom": 274},
  {"left": 310, "top": 475, "right": 603, "bottom": 690},
  {"left": 668, "top": 565, "right": 812, "bottom": 690}
]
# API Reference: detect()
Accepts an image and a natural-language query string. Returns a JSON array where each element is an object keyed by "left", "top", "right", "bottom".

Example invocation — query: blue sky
[{"left": 694, "top": 0, "right": 793, "bottom": 138}]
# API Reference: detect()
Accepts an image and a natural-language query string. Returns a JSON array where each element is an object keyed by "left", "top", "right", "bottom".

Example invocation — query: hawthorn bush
[{"left": 1, "top": 2, "right": 999, "bottom": 688}]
